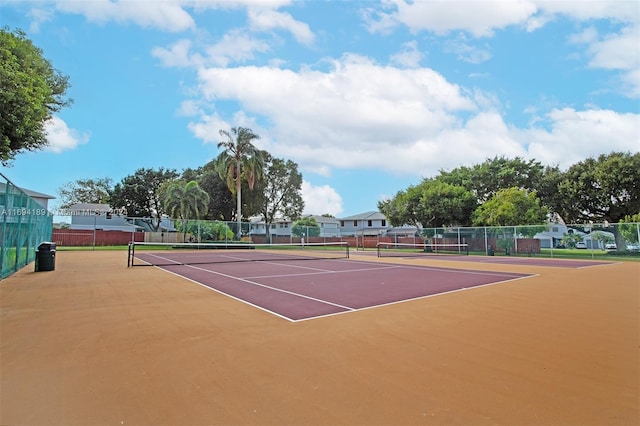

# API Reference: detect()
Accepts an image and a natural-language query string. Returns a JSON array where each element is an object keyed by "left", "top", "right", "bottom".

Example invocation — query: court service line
[
  {"left": 373, "top": 262, "right": 532, "bottom": 278},
  {"left": 183, "top": 264, "right": 356, "bottom": 312},
  {"left": 575, "top": 261, "right": 619, "bottom": 269},
  {"left": 145, "top": 252, "right": 183, "bottom": 264},
  {"left": 245, "top": 264, "right": 401, "bottom": 279},
  {"left": 250, "top": 259, "right": 349, "bottom": 273}
]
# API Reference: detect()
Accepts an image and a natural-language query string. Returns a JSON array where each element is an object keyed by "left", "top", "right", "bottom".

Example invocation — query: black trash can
[
  {"left": 487, "top": 245, "right": 495, "bottom": 256},
  {"left": 35, "top": 242, "right": 56, "bottom": 272}
]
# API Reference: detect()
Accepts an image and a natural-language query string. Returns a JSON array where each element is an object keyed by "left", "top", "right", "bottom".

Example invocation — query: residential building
[
  {"left": 339, "top": 211, "right": 389, "bottom": 236},
  {"left": 248, "top": 217, "right": 292, "bottom": 238},
  {"left": 0, "top": 182, "right": 55, "bottom": 211},
  {"left": 302, "top": 215, "right": 341, "bottom": 237},
  {"left": 67, "top": 203, "right": 138, "bottom": 231},
  {"left": 533, "top": 224, "right": 614, "bottom": 249}
]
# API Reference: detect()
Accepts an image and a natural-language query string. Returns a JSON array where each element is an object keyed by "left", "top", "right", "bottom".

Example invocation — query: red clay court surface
[
  {"left": 141, "top": 256, "right": 534, "bottom": 321},
  {"left": 2, "top": 250, "right": 638, "bottom": 425}
]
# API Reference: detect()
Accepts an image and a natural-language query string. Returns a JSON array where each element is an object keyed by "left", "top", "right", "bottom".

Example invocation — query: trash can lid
[{"left": 38, "top": 241, "right": 56, "bottom": 250}]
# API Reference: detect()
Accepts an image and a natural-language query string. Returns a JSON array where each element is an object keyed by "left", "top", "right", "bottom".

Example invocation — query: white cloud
[
  {"left": 188, "top": 56, "right": 638, "bottom": 179},
  {"left": 569, "top": 24, "right": 640, "bottom": 98},
  {"left": 152, "top": 39, "right": 201, "bottom": 68},
  {"left": 444, "top": 35, "right": 492, "bottom": 64},
  {"left": 568, "top": 26, "right": 599, "bottom": 45},
  {"left": 190, "top": 0, "right": 294, "bottom": 12},
  {"left": 44, "top": 116, "right": 90, "bottom": 153},
  {"left": 360, "top": 4, "right": 399, "bottom": 35},
  {"left": 368, "top": 1, "right": 639, "bottom": 98},
  {"left": 534, "top": 0, "right": 640, "bottom": 24},
  {"left": 390, "top": 40, "right": 424, "bottom": 68},
  {"left": 369, "top": 0, "right": 639, "bottom": 37},
  {"left": 370, "top": 0, "right": 538, "bottom": 37},
  {"left": 205, "top": 30, "right": 272, "bottom": 67},
  {"left": 153, "top": 30, "right": 271, "bottom": 68},
  {"left": 177, "top": 99, "right": 205, "bottom": 117},
  {"left": 54, "top": 0, "right": 196, "bottom": 32},
  {"left": 187, "top": 112, "right": 230, "bottom": 144},
  {"left": 247, "top": 8, "right": 315, "bottom": 45},
  {"left": 301, "top": 181, "right": 343, "bottom": 216},
  {"left": 520, "top": 107, "right": 640, "bottom": 169},
  {"left": 28, "top": 7, "right": 54, "bottom": 33},
  {"left": 194, "top": 55, "right": 477, "bottom": 174}
]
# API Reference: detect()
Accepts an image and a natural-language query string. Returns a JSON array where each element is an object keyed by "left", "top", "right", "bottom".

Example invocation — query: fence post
[{"left": 484, "top": 226, "right": 488, "bottom": 255}]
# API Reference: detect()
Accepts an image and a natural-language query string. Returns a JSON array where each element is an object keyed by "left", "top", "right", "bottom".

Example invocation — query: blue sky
[{"left": 2, "top": 0, "right": 639, "bottom": 221}]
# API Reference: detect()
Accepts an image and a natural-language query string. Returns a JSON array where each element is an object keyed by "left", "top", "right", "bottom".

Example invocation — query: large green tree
[
  {"left": 57, "top": 178, "right": 113, "bottom": 208},
  {"left": 255, "top": 154, "right": 304, "bottom": 243},
  {"left": 215, "top": 127, "right": 265, "bottom": 236},
  {"left": 554, "top": 152, "right": 640, "bottom": 224},
  {"left": 438, "top": 156, "right": 546, "bottom": 202},
  {"left": 415, "top": 180, "right": 478, "bottom": 228},
  {"left": 378, "top": 185, "right": 423, "bottom": 228},
  {"left": 553, "top": 152, "right": 640, "bottom": 249},
  {"left": 378, "top": 179, "right": 476, "bottom": 229},
  {"left": 292, "top": 216, "right": 321, "bottom": 238},
  {"left": 182, "top": 162, "right": 235, "bottom": 221},
  {"left": 619, "top": 213, "right": 640, "bottom": 247},
  {"left": 1, "top": 28, "right": 72, "bottom": 164},
  {"left": 472, "top": 187, "right": 548, "bottom": 226},
  {"left": 109, "top": 167, "right": 178, "bottom": 231},
  {"left": 163, "top": 180, "right": 210, "bottom": 242}
]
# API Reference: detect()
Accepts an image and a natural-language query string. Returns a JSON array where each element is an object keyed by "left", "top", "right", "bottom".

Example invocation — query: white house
[
  {"left": 302, "top": 215, "right": 341, "bottom": 237},
  {"left": 339, "top": 211, "right": 390, "bottom": 236},
  {"left": 533, "top": 224, "right": 614, "bottom": 249},
  {"left": 248, "top": 217, "right": 293, "bottom": 238},
  {"left": 66, "top": 203, "right": 174, "bottom": 232},
  {"left": 386, "top": 224, "right": 420, "bottom": 238},
  {"left": 67, "top": 203, "right": 138, "bottom": 231},
  {"left": 0, "top": 182, "right": 55, "bottom": 211}
]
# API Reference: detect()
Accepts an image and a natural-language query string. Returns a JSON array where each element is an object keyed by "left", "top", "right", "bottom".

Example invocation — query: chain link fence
[
  {"left": 51, "top": 213, "right": 640, "bottom": 258},
  {"left": 417, "top": 223, "right": 640, "bottom": 257},
  {"left": 1, "top": 173, "right": 53, "bottom": 279}
]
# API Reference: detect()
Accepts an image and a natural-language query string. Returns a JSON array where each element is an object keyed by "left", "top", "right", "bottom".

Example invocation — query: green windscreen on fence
[{"left": 1, "top": 173, "right": 53, "bottom": 279}]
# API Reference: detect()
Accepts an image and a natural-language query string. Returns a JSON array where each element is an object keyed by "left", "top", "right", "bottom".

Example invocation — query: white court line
[
  {"left": 575, "top": 261, "right": 619, "bottom": 269},
  {"left": 150, "top": 258, "right": 535, "bottom": 322},
  {"left": 183, "top": 264, "right": 355, "bottom": 312},
  {"left": 293, "top": 274, "right": 539, "bottom": 322},
  {"left": 245, "top": 265, "right": 400, "bottom": 279},
  {"left": 155, "top": 265, "right": 297, "bottom": 322}
]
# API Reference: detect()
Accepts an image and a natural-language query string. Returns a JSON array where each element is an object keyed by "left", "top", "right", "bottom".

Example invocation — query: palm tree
[
  {"left": 164, "top": 180, "right": 210, "bottom": 242},
  {"left": 215, "top": 127, "right": 264, "bottom": 238}
]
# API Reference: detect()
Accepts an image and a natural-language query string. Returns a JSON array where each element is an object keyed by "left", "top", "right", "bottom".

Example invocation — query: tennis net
[
  {"left": 377, "top": 241, "right": 469, "bottom": 258},
  {"left": 127, "top": 241, "right": 350, "bottom": 267}
]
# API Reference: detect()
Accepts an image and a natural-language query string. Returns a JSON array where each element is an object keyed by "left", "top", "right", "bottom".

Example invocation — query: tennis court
[
  {"left": 1, "top": 248, "right": 638, "bottom": 425},
  {"left": 367, "top": 241, "right": 616, "bottom": 268},
  {"left": 130, "top": 242, "right": 533, "bottom": 321}
]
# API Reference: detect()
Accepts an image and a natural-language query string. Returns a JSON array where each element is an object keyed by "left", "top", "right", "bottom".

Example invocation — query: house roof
[
  {"left": 249, "top": 212, "right": 386, "bottom": 225},
  {"left": 0, "top": 182, "right": 55, "bottom": 199},
  {"left": 303, "top": 214, "right": 340, "bottom": 224},
  {"left": 67, "top": 203, "right": 112, "bottom": 213},
  {"left": 338, "top": 211, "right": 386, "bottom": 221}
]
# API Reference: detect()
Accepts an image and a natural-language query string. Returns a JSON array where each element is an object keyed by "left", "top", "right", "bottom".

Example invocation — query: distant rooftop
[{"left": 0, "top": 182, "right": 55, "bottom": 200}]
